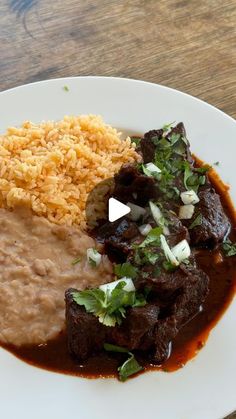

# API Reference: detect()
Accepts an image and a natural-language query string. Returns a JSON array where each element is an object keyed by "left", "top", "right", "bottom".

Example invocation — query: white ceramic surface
[{"left": 0, "top": 77, "right": 235, "bottom": 419}]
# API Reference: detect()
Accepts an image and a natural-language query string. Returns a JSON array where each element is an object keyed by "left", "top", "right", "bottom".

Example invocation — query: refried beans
[{"left": 0, "top": 206, "right": 113, "bottom": 346}]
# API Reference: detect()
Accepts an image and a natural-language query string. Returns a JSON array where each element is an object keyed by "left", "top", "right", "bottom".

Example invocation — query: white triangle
[{"left": 108, "top": 197, "right": 130, "bottom": 222}]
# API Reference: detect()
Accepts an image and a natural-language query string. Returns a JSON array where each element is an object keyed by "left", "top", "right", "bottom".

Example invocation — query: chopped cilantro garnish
[
  {"left": 138, "top": 226, "right": 162, "bottom": 248},
  {"left": 104, "top": 343, "right": 143, "bottom": 381},
  {"left": 71, "top": 257, "right": 81, "bottom": 265},
  {"left": 72, "top": 281, "right": 146, "bottom": 327},
  {"left": 168, "top": 133, "right": 181, "bottom": 146},
  {"left": 142, "top": 164, "right": 161, "bottom": 180},
  {"left": 104, "top": 343, "right": 129, "bottom": 353},
  {"left": 189, "top": 214, "right": 202, "bottom": 230},
  {"left": 131, "top": 136, "right": 141, "bottom": 146},
  {"left": 222, "top": 240, "right": 236, "bottom": 257},
  {"left": 118, "top": 353, "right": 143, "bottom": 381},
  {"left": 63, "top": 85, "right": 69, "bottom": 92},
  {"left": 114, "top": 262, "right": 138, "bottom": 279},
  {"left": 162, "top": 260, "right": 176, "bottom": 272},
  {"left": 195, "top": 166, "right": 210, "bottom": 174},
  {"left": 162, "top": 122, "right": 175, "bottom": 132},
  {"left": 88, "top": 257, "right": 97, "bottom": 267},
  {"left": 180, "top": 161, "right": 206, "bottom": 192},
  {"left": 213, "top": 161, "right": 220, "bottom": 166}
]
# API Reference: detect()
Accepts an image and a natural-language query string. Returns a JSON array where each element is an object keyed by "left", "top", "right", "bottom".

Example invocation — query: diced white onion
[
  {"left": 163, "top": 226, "right": 170, "bottom": 236},
  {"left": 127, "top": 202, "right": 146, "bottom": 221},
  {"left": 145, "top": 162, "right": 162, "bottom": 173},
  {"left": 138, "top": 223, "right": 152, "bottom": 236},
  {"left": 179, "top": 204, "right": 195, "bottom": 220},
  {"left": 149, "top": 201, "right": 162, "bottom": 223},
  {"left": 180, "top": 190, "right": 199, "bottom": 205},
  {"left": 149, "top": 201, "right": 170, "bottom": 235},
  {"left": 171, "top": 239, "right": 191, "bottom": 262},
  {"left": 87, "top": 248, "right": 102, "bottom": 267},
  {"left": 99, "top": 277, "right": 135, "bottom": 294},
  {"left": 160, "top": 234, "right": 179, "bottom": 267},
  {"left": 132, "top": 192, "right": 138, "bottom": 200}
]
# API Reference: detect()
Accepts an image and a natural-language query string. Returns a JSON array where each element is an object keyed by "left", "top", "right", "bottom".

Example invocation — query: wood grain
[
  {"left": 0, "top": 0, "right": 235, "bottom": 118},
  {"left": 0, "top": 1, "right": 235, "bottom": 416}
]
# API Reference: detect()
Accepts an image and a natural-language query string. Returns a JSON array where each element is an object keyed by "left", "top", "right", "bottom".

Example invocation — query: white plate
[{"left": 0, "top": 77, "right": 235, "bottom": 419}]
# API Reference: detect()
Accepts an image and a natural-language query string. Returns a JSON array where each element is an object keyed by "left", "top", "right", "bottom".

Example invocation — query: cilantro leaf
[
  {"left": 222, "top": 240, "right": 236, "bottom": 257},
  {"left": 189, "top": 214, "right": 202, "bottom": 230},
  {"left": 63, "top": 85, "right": 69, "bottom": 92},
  {"left": 114, "top": 262, "right": 138, "bottom": 279},
  {"left": 104, "top": 343, "right": 143, "bottom": 381},
  {"left": 131, "top": 136, "right": 141, "bottom": 146},
  {"left": 71, "top": 282, "right": 147, "bottom": 327},
  {"left": 162, "top": 122, "right": 175, "bottom": 132},
  {"left": 195, "top": 166, "right": 210, "bottom": 174},
  {"left": 104, "top": 343, "right": 129, "bottom": 353},
  {"left": 118, "top": 353, "right": 143, "bottom": 381},
  {"left": 179, "top": 161, "right": 206, "bottom": 192},
  {"left": 139, "top": 226, "right": 162, "bottom": 248},
  {"left": 181, "top": 161, "right": 193, "bottom": 190}
]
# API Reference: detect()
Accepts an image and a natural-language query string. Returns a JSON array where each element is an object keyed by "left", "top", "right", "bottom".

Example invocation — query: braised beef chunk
[
  {"left": 113, "top": 165, "right": 157, "bottom": 206},
  {"left": 166, "top": 211, "right": 190, "bottom": 246},
  {"left": 172, "top": 266, "right": 209, "bottom": 326},
  {"left": 65, "top": 264, "right": 209, "bottom": 365},
  {"left": 65, "top": 289, "right": 107, "bottom": 361},
  {"left": 64, "top": 122, "right": 226, "bottom": 377},
  {"left": 140, "top": 129, "right": 164, "bottom": 163},
  {"left": 184, "top": 188, "right": 230, "bottom": 247},
  {"left": 94, "top": 217, "right": 140, "bottom": 262},
  {"left": 136, "top": 264, "right": 209, "bottom": 363},
  {"left": 153, "top": 318, "right": 178, "bottom": 363},
  {"left": 110, "top": 305, "right": 159, "bottom": 350},
  {"left": 95, "top": 218, "right": 139, "bottom": 244}
]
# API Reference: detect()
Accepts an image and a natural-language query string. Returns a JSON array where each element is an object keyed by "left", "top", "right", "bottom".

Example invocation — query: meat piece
[
  {"left": 172, "top": 265, "right": 209, "bottom": 326},
  {"left": 66, "top": 289, "right": 160, "bottom": 359},
  {"left": 153, "top": 317, "right": 178, "bottom": 364},
  {"left": 184, "top": 188, "right": 230, "bottom": 247},
  {"left": 140, "top": 129, "right": 164, "bottom": 163},
  {"left": 113, "top": 164, "right": 157, "bottom": 206},
  {"left": 94, "top": 217, "right": 140, "bottom": 262},
  {"left": 150, "top": 265, "right": 209, "bottom": 364},
  {"left": 110, "top": 304, "right": 159, "bottom": 350},
  {"left": 65, "top": 263, "right": 209, "bottom": 365},
  {"left": 166, "top": 122, "right": 194, "bottom": 165},
  {"left": 65, "top": 289, "right": 107, "bottom": 361},
  {"left": 166, "top": 211, "right": 190, "bottom": 246},
  {"left": 94, "top": 218, "right": 139, "bottom": 244},
  {"left": 137, "top": 266, "right": 190, "bottom": 296}
]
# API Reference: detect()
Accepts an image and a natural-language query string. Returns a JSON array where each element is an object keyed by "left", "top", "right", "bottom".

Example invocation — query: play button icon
[
  {"left": 85, "top": 178, "right": 131, "bottom": 229},
  {"left": 108, "top": 197, "right": 130, "bottom": 222}
]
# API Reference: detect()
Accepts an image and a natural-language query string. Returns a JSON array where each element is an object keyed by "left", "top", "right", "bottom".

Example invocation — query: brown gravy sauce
[{"left": 1, "top": 164, "right": 236, "bottom": 379}]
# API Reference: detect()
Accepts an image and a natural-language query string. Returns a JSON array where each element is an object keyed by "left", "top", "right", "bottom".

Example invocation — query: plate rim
[
  {"left": 0, "top": 75, "right": 235, "bottom": 125},
  {"left": 0, "top": 75, "right": 235, "bottom": 419}
]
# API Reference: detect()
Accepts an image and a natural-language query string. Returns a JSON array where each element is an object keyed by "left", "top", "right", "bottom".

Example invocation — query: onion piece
[
  {"left": 149, "top": 201, "right": 162, "bottom": 223},
  {"left": 138, "top": 223, "right": 152, "bottom": 236},
  {"left": 149, "top": 201, "right": 170, "bottom": 235},
  {"left": 160, "top": 234, "right": 179, "bottom": 267},
  {"left": 87, "top": 248, "right": 102, "bottom": 267},
  {"left": 127, "top": 202, "right": 146, "bottom": 221},
  {"left": 180, "top": 190, "right": 199, "bottom": 205},
  {"left": 145, "top": 162, "right": 162, "bottom": 173},
  {"left": 99, "top": 277, "right": 135, "bottom": 294},
  {"left": 179, "top": 204, "right": 195, "bottom": 220},
  {"left": 171, "top": 239, "right": 191, "bottom": 262}
]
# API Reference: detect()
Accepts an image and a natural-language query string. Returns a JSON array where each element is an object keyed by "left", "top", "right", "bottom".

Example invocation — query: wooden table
[
  {"left": 0, "top": 0, "right": 235, "bottom": 417},
  {"left": 0, "top": 0, "right": 235, "bottom": 120}
]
